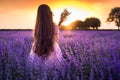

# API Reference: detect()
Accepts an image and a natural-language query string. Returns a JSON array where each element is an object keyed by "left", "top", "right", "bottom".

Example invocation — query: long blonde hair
[{"left": 33, "top": 4, "right": 54, "bottom": 56}]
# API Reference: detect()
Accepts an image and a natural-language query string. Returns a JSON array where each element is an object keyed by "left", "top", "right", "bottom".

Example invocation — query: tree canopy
[
  {"left": 85, "top": 17, "right": 101, "bottom": 29},
  {"left": 107, "top": 7, "right": 120, "bottom": 29},
  {"left": 67, "top": 17, "right": 101, "bottom": 30},
  {"left": 68, "top": 20, "right": 89, "bottom": 29}
]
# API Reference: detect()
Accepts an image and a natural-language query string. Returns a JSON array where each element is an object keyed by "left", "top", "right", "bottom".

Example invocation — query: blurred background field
[{"left": 0, "top": 30, "right": 120, "bottom": 80}]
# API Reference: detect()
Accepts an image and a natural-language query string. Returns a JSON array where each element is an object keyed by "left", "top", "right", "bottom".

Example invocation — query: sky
[{"left": 0, "top": 0, "right": 120, "bottom": 29}]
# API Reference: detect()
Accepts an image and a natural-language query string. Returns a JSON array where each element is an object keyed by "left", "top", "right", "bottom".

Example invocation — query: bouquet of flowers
[{"left": 58, "top": 9, "right": 71, "bottom": 26}]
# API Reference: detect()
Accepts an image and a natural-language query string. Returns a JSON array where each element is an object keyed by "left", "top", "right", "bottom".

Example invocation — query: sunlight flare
[{"left": 53, "top": 7, "right": 92, "bottom": 26}]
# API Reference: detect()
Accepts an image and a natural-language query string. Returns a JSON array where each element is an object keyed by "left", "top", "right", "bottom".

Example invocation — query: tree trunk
[{"left": 96, "top": 27, "right": 98, "bottom": 30}]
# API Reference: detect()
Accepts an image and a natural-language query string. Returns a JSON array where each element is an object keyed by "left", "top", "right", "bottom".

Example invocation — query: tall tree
[{"left": 107, "top": 7, "right": 120, "bottom": 29}]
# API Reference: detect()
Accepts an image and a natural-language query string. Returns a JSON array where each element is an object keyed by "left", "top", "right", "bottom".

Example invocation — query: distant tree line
[
  {"left": 60, "top": 17, "right": 101, "bottom": 30},
  {"left": 60, "top": 7, "right": 120, "bottom": 30}
]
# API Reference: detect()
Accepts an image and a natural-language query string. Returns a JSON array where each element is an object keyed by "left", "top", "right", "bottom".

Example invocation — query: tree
[
  {"left": 107, "top": 7, "right": 120, "bottom": 29},
  {"left": 84, "top": 18, "right": 91, "bottom": 29},
  {"left": 59, "top": 25, "right": 66, "bottom": 30},
  {"left": 85, "top": 17, "right": 101, "bottom": 29},
  {"left": 68, "top": 20, "right": 88, "bottom": 29}
]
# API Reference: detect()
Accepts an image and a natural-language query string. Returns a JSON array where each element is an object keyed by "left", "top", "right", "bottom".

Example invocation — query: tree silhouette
[
  {"left": 79, "top": 21, "right": 90, "bottom": 29},
  {"left": 67, "top": 17, "right": 100, "bottom": 30},
  {"left": 68, "top": 20, "right": 87, "bottom": 29},
  {"left": 107, "top": 7, "right": 120, "bottom": 29},
  {"left": 68, "top": 20, "right": 79, "bottom": 29},
  {"left": 85, "top": 17, "right": 101, "bottom": 29},
  {"left": 84, "top": 18, "right": 91, "bottom": 29}
]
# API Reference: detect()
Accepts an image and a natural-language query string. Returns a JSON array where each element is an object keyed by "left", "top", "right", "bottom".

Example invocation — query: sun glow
[
  {"left": 50, "top": 0, "right": 93, "bottom": 26},
  {"left": 53, "top": 7, "right": 92, "bottom": 26},
  {"left": 0, "top": 0, "right": 119, "bottom": 29}
]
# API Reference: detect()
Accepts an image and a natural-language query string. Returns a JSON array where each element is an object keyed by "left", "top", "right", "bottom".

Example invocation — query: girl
[{"left": 29, "top": 4, "right": 63, "bottom": 69}]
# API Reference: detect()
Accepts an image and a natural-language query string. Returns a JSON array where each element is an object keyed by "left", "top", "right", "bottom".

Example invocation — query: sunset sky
[{"left": 0, "top": 0, "right": 120, "bottom": 29}]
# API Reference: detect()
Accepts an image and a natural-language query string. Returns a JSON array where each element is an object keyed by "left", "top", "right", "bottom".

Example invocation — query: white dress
[{"left": 28, "top": 24, "right": 64, "bottom": 70}]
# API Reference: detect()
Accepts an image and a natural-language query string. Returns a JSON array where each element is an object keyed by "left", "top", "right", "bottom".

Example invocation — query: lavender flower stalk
[{"left": 58, "top": 9, "right": 71, "bottom": 26}]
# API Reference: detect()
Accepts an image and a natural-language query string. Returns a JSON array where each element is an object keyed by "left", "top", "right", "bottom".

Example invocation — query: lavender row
[{"left": 0, "top": 30, "right": 120, "bottom": 80}]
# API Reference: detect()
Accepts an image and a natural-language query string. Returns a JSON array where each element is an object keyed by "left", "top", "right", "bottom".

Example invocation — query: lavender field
[{"left": 0, "top": 30, "right": 120, "bottom": 80}]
